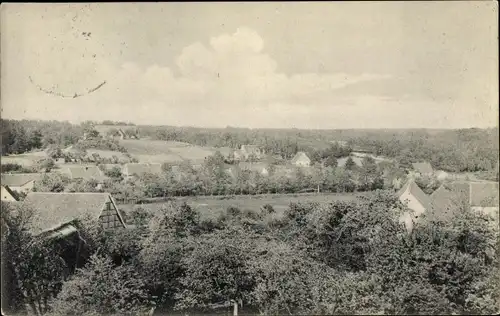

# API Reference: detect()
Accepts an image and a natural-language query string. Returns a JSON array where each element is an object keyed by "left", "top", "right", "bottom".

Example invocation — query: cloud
[
  {"left": 127, "top": 27, "right": 390, "bottom": 108},
  {"left": 3, "top": 26, "right": 405, "bottom": 127}
]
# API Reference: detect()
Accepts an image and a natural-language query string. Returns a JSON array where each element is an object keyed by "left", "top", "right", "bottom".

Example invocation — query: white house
[
  {"left": 397, "top": 179, "right": 432, "bottom": 232},
  {"left": 291, "top": 152, "right": 311, "bottom": 167}
]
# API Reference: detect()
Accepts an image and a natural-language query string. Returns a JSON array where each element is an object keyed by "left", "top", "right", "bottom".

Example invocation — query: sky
[{"left": 1, "top": 2, "right": 498, "bottom": 129}]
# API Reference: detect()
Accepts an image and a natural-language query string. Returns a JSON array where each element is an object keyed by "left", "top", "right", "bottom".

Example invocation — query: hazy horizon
[{"left": 1, "top": 2, "right": 498, "bottom": 129}]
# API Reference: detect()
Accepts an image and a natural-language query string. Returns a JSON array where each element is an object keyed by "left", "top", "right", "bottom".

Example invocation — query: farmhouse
[
  {"left": 22, "top": 192, "right": 128, "bottom": 273},
  {"left": 23, "top": 192, "right": 127, "bottom": 235},
  {"left": 1, "top": 185, "right": 20, "bottom": 202},
  {"left": 62, "top": 166, "right": 107, "bottom": 183},
  {"left": 123, "top": 163, "right": 162, "bottom": 178},
  {"left": 0, "top": 173, "right": 43, "bottom": 194},
  {"left": 411, "top": 162, "right": 434, "bottom": 177},
  {"left": 236, "top": 145, "right": 264, "bottom": 160},
  {"left": 397, "top": 179, "right": 432, "bottom": 232},
  {"left": 291, "top": 152, "right": 311, "bottom": 167},
  {"left": 93, "top": 125, "right": 139, "bottom": 140}
]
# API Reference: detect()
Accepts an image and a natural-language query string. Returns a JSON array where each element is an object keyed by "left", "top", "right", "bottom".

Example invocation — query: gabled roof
[
  {"left": 291, "top": 152, "right": 311, "bottom": 164},
  {"left": 65, "top": 166, "right": 106, "bottom": 182},
  {"left": 123, "top": 163, "right": 162, "bottom": 177},
  {"left": 0, "top": 173, "right": 43, "bottom": 187},
  {"left": 397, "top": 179, "right": 432, "bottom": 210},
  {"left": 1, "top": 185, "right": 20, "bottom": 201},
  {"left": 22, "top": 192, "right": 125, "bottom": 235},
  {"left": 412, "top": 162, "right": 433, "bottom": 174},
  {"left": 429, "top": 185, "right": 459, "bottom": 212},
  {"left": 445, "top": 181, "right": 499, "bottom": 207}
]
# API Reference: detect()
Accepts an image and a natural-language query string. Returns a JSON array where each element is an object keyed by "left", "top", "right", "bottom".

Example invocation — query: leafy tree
[
  {"left": 344, "top": 156, "right": 356, "bottom": 171},
  {"left": 325, "top": 156, "right": 338, "bottom": 168},
  {"left": 1, "top": 202, "right": 68, "bottom": 315},
  {"left": 50, "top": 255, "right": 154, "bottom": 316},
  {"left": 34, "top": 173, "right": 70, "bottom": 192},
  {"left": 174, "top": 228, "right": 256, "bottom": 312}
]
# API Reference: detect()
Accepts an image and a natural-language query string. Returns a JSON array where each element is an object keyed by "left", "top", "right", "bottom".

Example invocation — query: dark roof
[
  {"left": 0, "top": 173, "right": 43, "bottom": 187},
  {"left": 428, "top": 185, "right": 463, "bottom": 221},
  {"left": 23, "top": 192, "right": 125, "bottom": 235},
  {"left": 397, "top": 179, "right": 432, "bottom": 210},
  {"left": 470, "top": 182, "right": 499, "bottom": 207},
  {"left": 65, "top": 166, "right": 106, "bottom": 181},
  {"left": 412, "top": 162, "right": 434, "bottom": 174},
  {"left": 2, "top": 185, "right": 20, "bottom": 201},
  {"left": 445, "top": 181, "right": 499, "bottom": 207}
]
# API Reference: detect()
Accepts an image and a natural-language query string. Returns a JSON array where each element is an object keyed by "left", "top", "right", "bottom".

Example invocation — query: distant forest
[{"left": 1, "top": 119, "right": 498, "bottom": 174}]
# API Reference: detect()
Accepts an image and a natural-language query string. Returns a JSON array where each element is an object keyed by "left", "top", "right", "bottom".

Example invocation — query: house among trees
[
  {"left": 291, "top": 152, "right": 311, "bottom": 167},
  {"left": 62, "top": 166, "right": 107, "bottom": 182},
  {"left": 92, "top": 124, "right": 140, "bottom": 140},
  {"left": 234, "top": 145, "right": 264, "bottom": 160},
  {"left": 0, "top": 173, "right": 43, "bottom": 194},
  {"left": 397, "top": 178, "right": 432, "bottom": 232},
  {"left": 1, "top": 185, "right": 20, "bottom": 202},
  {"left": 430, "top": 181, "right": 499, "bottom": 227},
  {"left": 410, "top": 162, "right": 434, "bottom": 177},
  {"left": 123, "top": 163, "right": 162, "bottom": 178},
  {"left": 23, "top": 192, "right": 127, "bottom": 235},
  {"left": 22, "top": 192, "right": 127, "bottom": 273}
]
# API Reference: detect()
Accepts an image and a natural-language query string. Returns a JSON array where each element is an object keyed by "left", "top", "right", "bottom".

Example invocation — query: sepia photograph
[{"left": 1, "top": 2, "right": 499, "bottom": 315}]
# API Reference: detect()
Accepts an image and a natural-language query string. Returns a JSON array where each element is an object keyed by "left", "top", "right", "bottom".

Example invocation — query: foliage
[
  {"left": 33, "top": 173, "right": 70, "bottom": 192},
  {"left": 50, "top": 254, "right": 153, "bottom": 316},
  {"left": 1, "top": 202, "right": 68, "bottom": 315}
]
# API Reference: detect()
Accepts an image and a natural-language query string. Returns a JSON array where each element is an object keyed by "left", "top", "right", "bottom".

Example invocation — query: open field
[
  {"left": 119, "top": 139, "right": 222, "bottom": 163},
  {"left": 1, "top": 151, "right": 48, "bottom": 166},
  {"left": 118, "top": 192, "right": 364, "bottom": 220}
]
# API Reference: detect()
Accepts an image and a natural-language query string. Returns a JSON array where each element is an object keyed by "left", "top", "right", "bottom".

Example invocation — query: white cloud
[{"left": 4, "top": 26, "right": 395, "bottom": 126}]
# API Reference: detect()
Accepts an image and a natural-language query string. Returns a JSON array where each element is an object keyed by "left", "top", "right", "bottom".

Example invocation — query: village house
[
  {"left": 291, "top": 152, "right": 311, "bottom": 167},
  {"left": 22, "top": 192, "right": 127, "bottom": 273},
  {"left": 397, "top": 178, "right": 432, "bottom": 232},
  {"left": 234, "top": 145, "right": 264, "bottom": 160},
  {"left": 410, "top": 162, "right": 434, "bottom": 178},
  {"left": 0, "top": 173, "right": 43, "bottom": 194},
  {"left": 62, "top": 166, "right": 107, "bottom": 188},
  {"left": 123, "top": 163, "right": 163, "bottom": 178},
  {"left": 1, "top": 185, "right": 20, "bottom": 202},
  {"left": 429, "top": 181, "right": 499, "bottom": 228},
  {"left": 92, "top": 125, "right": 139, "bottom": 140}
]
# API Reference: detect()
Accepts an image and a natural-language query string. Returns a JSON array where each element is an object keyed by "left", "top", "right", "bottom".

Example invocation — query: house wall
[
  {"left": 99, "top": 199, "right": 124, "bottom": 229},
  {"left": 398, "top": 186, "right": 427, "bottom": 218}
]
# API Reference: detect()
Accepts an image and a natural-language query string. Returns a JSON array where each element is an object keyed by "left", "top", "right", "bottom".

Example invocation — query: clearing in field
[{"left": 1, "top": 151, "right": 49, "bottom": 166}]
